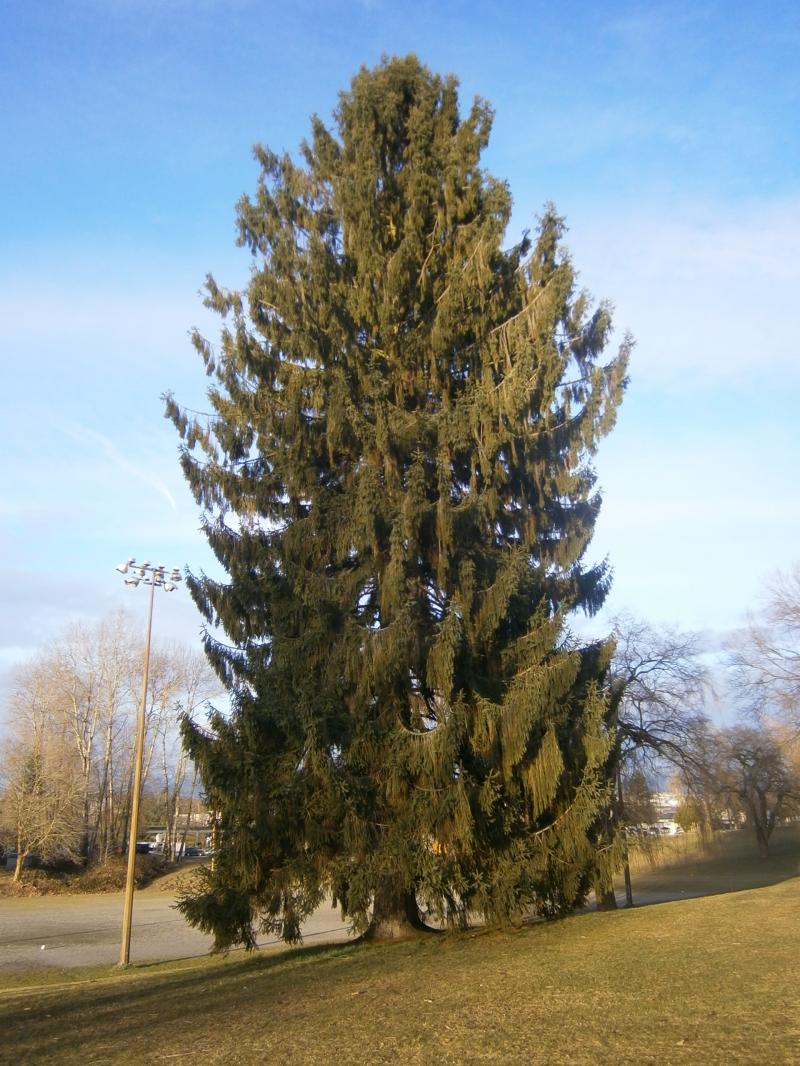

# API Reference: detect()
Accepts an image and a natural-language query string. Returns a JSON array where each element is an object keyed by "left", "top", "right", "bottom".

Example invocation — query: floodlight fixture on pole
[{"left": 116, "top": 557, "right": 182, "bottom": 967}]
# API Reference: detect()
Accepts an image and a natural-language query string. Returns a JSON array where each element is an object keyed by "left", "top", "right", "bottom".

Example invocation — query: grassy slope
[
  {"left": 624, "top": 824, "right": 800, "bottom": 900},
  {"left": 1, "top": 830, "right": 798, "bottom": 1066}
]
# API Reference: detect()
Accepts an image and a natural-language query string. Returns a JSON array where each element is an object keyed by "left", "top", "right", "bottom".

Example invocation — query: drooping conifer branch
[{"left": 168, "top": 55, "right": 628, "bottom": 946}]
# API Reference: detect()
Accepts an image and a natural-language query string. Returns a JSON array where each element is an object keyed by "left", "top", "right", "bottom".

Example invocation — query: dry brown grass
[
  {"left": 1, "top": 827, "right": 798, "bottom": 1065},
  {"left": 623, "top": 824, "right": 800, "bottom": 900},
  {"left": 625, "top": 826, "right": 711, "bottom": 874},
  {"left": 0, "top": 854, "right": 172, "bottom": 897}
]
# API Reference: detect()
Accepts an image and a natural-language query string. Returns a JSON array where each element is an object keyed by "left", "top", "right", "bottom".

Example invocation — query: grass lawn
[
  {"left": 1, "top": 828, "right": 798, "bottom": 1065},
  {"left": 623, "top": 823, "right": 800, "bottom": 901}
]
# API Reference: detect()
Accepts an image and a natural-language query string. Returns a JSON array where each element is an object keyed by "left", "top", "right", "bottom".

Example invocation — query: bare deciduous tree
[
  {"left": 1, "top": 662, "right": 82, "bottom": 879},
  {"left": 610, "top": 614, "right": 710, "bottom": 774},
  {"left": 1, "top": 613, "right": 222, "bottom": 868},
  {"left": 704, "top": 725, "right": 799, "bottom": 858},
  {"left": 149, "top": 646, "right": 219, "bottom": 859},
  {"left": 597, "top": 615, "right": 710, "bottom": 908},
  {"left": 730, "top": 564, "right": 800, "bottom": 732},
  {"left": 92, "top": 613, "right": 137, "bottom": 859}
]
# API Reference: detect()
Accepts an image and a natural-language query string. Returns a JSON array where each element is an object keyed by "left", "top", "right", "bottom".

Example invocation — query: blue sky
[{"left": 2, "top": 0, "right": 799, "bottom": 684}]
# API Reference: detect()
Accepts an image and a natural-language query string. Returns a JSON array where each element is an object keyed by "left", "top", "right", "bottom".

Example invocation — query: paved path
[
  {"left": 0, "top": 889, "right": 350, "bottom": 974},
  {"left": 0, "top": 885, "right": 692, "bottom": 976},
  {"left": 5, "top": 846, "right": 773, "bottom": 976}
]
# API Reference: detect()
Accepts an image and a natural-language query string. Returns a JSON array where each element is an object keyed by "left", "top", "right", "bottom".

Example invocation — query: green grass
[{"left": 2, "top": 828, "right": 799, "bottom": 1065}]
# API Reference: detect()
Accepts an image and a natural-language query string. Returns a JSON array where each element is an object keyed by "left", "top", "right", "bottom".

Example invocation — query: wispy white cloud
[
  {"left": 57, "top": 419, "right": 178, "bottom": 512},
  {"left": 0, "top": 568, "right": 208, "bottom": 674},
  {"left": 565, "top": 198, "right": 800, "bottom": 390}
]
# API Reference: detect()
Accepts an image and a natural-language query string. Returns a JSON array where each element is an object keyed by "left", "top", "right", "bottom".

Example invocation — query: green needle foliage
[{"left": 166, "top": 55, "right": 630, "bottom": 947}]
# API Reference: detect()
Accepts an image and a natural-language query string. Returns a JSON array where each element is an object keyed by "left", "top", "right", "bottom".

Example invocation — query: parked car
[
  {"left": 624, "top": 824, "right": 652, "bottom": 837},
  {"left": 654, "top": 820, "right": 684, "bottom": 837},
  {"left": 1, "top": 849, "right": 41, "bottom": 869}
]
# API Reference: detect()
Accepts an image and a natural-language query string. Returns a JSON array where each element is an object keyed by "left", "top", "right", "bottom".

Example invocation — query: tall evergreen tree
[{"left": 167, "top": 55, "right": 629, "bottom": 946}]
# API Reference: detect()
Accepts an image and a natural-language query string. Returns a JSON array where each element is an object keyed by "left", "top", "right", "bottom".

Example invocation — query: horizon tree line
[{"left": 0, "top": 611, "right": 219, "bottom": 880}]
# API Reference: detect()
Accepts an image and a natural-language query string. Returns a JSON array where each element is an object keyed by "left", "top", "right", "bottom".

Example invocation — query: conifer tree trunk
[{"left": 364, "top": 880, "right": 428, "bottom": 941}]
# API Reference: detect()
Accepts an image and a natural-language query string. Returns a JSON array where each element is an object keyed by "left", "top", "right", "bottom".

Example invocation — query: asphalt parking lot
[{"left": 0, "top": 888, "right": 351, "bottom": 973}]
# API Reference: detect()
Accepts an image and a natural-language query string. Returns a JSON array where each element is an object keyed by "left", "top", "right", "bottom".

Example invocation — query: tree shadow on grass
[
  {"left": 1, "top": 938, "right": 370, "bottom": 1062},
  {"left": 6, "top": 829, "right": 799, "bottom": 1061}
]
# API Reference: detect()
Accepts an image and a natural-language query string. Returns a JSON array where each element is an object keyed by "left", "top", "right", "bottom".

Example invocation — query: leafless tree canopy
[
  {"left": 1, "top": 660, "right": 83, "bottom": 879},
  {"left": 700, "top": 725, "right": 800, "bottom": 857},
  {"left": 609, "top": 613, "right": 710, "bottom": 776},
  {"left": 729, "top": 564, "right": 800, "bottom": 731},
  {"left": 0, "top": 612, "right": 222, "bottom": 876}
]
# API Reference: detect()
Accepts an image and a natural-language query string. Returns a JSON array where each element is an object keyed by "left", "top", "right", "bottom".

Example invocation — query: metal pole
[{"left": 119, "top": 576, "right": 156, "bottom": 967}]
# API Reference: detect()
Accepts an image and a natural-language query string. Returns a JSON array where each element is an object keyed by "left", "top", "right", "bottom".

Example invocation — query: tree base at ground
[{"left": 361, "top": 884, "right": 437, "bottom": 942}]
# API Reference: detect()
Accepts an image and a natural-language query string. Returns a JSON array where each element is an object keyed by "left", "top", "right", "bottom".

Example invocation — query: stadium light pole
[{"left": 115, "top": 558, "right": 182, "bottom": 967}]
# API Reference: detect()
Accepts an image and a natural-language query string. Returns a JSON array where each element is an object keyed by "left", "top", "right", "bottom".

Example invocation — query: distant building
[{"left": 652, "top": 791, "right": 681, "bottom": 818}]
